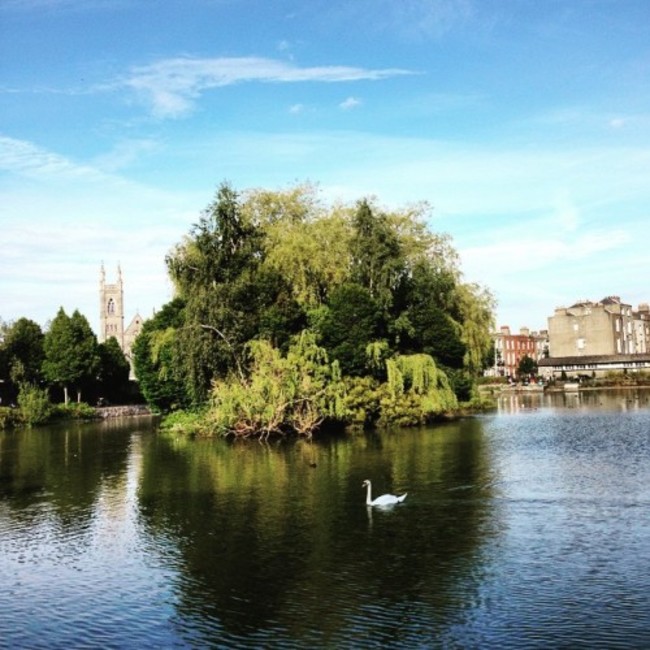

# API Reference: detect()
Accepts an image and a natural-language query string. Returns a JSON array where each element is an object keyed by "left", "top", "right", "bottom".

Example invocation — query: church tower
[{"left": 99, "top": 263, "right": 125, "bottom": 348}]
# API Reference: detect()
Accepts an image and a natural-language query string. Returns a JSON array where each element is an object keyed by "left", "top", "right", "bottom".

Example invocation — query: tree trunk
[{"left": 63, "top": 385, "right": 69, "bottom": 405}]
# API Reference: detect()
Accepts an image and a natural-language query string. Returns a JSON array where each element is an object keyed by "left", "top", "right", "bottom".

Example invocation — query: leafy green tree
[
  {"left": 318, "top": 283, "right": 382, "bottom": 376},
  {"left": 167, "top": 183, "right": 312, "bottom": 403},
  {"left": 350, "top": 200, "right": 405, "bottom": 311},
  {"left": 396, "top": 263, "right": 466, "bottom": 368},
  {"left": 207, "top": 330, "right": 345, "bottom": 438},
  {"left": 132, "top": 298, "right": 188, "bottom": 412},
  {"left": 454, "top": 282, "right": 496, "bottom": 375},
  {"left": 17, "top": 382, "right": 52, "bottom": 425},
  {"left": 0, "top": 317, "right": 44, "bottom": 401},
  {"left": 97, "top": 337, "right": 131, "bottom": 403},
  {"left": 167, "top": 183, "right": 266, "bottom": 402},
  {"left": 517, "top": 355, "right": 538, "bottom": 378},
  {"left": 42, "top": 308, "right": 100, "bottom": 404}
]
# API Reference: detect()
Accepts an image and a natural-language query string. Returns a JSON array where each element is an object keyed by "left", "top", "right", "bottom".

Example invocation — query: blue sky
[{"left": 2, "top": 0, "right": 649, "bottom": 336}]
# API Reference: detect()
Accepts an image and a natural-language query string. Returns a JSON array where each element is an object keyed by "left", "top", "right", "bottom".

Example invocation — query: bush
[
  {"left": 160, "top": 409, "right": 212, "bottom": 437},
  {"left": 51, "top": 402, "right": 98, "bottom": 421},
  {"left": 17, "top": 383, "right": 52, "bottom": 425},
  {"left": 0, "top": 406, "right": 21, "bottom": 429}
]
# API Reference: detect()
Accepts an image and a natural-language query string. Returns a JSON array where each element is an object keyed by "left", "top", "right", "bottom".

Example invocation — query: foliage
[
  {"left": 152, "top": 182, "right": 495, "bottom": 435},
  {"left": 159, "top": 408, "right": 211, "bottom": 436},
  {"left": 517, "top": 355, "right": 538, "bottom": 377},
  {"left": 132, "top": 298, "right": 189, "bottom": 413},
  {"left": 51, "top": 401, "right": 98, "bottom": 421},
  {"left": 317, "top": 283, "right": 382, "bottom": 376},
  {"left": 350, "top": 200, "right": 405, "bottom": 311},
  {"left": 206, "top": 331, "right": 345, "bottom": 438},
  {"left": 0, "top": 317, "right": 44, "bottom": 402},
  {"left": 166, "top": 182, "right": 306, "bottom": 403},
  {"left": 97, "top": 337, "right": 131, "bottom": 403},
  {"left": 339, "top": 375, "right": 382, "bottom": 429},
  {"left": 378, "top": 354, "right": 458, "bottom": 427},
  {"left": 17, "top": 383, "right": 52, "bottom": 425},
  {"left": 42, "top": 308, "right": 100, "bottom": 404},
  {"left": 0, "top": 406, "right": 21, "bottom": 429}
]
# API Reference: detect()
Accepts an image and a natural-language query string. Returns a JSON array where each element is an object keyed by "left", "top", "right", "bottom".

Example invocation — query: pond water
[{"left": 1, "top": 389, "right": 650, "bottom": 649}]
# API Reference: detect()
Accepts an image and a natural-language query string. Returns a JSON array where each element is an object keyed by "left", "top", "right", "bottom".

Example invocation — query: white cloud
[
  {"left": 123, "top": 56, "right": 414, "bottom": 118},
  {"left": 339, "top": 96, "right": 361, "bottom": 110},
  {"left": 289, "top": 103, "right": 304, "bottom": 114}
]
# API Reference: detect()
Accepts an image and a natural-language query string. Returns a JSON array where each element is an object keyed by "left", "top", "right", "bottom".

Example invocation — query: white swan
[{"left": 362, "top": 479, "right": 407, "bottom": 506}]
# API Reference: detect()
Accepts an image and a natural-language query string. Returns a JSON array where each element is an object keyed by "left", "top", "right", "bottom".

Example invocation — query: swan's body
[{"left": 362, "top": 479, "right": 407, "bottom": 506}]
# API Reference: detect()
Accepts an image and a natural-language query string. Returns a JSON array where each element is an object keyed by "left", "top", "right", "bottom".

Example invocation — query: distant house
[
  {"left": 539, "top": 296, "right": 650, "bottom": 379},
  {"left": 489, "top": 326, "right": 548, "bottom": 378}
]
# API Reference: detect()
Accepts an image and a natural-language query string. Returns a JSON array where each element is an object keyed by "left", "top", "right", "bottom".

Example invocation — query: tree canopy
[{"left": 140, "top": 181, "right": 496, "bottom": 436}]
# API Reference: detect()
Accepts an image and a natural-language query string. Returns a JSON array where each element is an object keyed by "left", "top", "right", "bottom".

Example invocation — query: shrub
[
  {"left": 0, "top": 406, "right": 21, "bottom": 429},
  {"left": 51, "top": 402, "right": 98, "bottom": 421},
  {"left": 17, "top": 383, "right": 52, "bottom": 425}
]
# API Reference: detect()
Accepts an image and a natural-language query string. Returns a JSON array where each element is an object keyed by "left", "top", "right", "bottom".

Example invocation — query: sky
[{"left": 2, "top": 0, "right": 650, "bottom": 336}]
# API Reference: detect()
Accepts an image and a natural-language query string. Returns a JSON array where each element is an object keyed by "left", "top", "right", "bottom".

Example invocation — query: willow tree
[
  {"left": 251, "top": 185, "right": 353, "bottom": 309},
  {"left": 380, "top": 353, "right": 458, "bottom": 426},
  {"left": 206, "top": 331, "right": 345, "bottom": 438},
  {"left": 455, "top": 282, "right": 496, "bottom": 376}
]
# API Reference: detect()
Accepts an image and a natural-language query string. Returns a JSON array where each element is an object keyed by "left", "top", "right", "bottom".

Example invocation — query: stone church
[{"left": 99, "top": 264, "right": 143, "bottom": 376}]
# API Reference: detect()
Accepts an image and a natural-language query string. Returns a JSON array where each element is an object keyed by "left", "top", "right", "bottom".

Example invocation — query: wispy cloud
[
  {"left": 339, "top": 96, "right": 361, "bottom": 110},
  {"left": 325, "top": 0, "right": 473, "bottom": 40},
  {"left": 122, "top": 56, "right": 414, "bottom": 118},
  {"left": 0, "top": 135, "right": 110, "bottom": 182}
]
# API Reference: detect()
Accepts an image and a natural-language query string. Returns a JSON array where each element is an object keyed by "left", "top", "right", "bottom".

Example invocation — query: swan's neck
[{"left": 365, "top": 482, "right": 372, "bottom": 505}]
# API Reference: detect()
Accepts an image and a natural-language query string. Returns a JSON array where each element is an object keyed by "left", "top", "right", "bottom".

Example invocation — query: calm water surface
[{"left": 1, "top": 389, "right": 650, "bottom": 649}]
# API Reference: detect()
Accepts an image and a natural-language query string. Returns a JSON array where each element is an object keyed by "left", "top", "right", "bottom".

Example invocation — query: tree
[
  {"left": 517, "top": 355, "right": 538, "bottom": 378},
  {"left": 350, "top": 200, "right": 405, "bottom": 311},
  {"left": 132, "top": 298, "right": 188, "bottom": 413},
  {"left": 0, "top": 317, "right": 44, "bottom": 402},
  {"left": 166, "top": 183, "right": 267, "bottom": 402},
  {"left": 42, "top": 308, "right": 100, "bottom": 404},
  {"left": 97, "top": 337, "right": 131, "bottom": 404},
  {"left": 396, "top": 263, "right": 466, "bottom": 368},
  {"left": 318, "top": 283, "right": 382, "bottom": 376}
]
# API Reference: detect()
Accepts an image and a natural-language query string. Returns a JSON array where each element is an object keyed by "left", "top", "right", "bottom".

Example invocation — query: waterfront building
[
  {"left": 490, "top": 326, "right": 548, "bottom": 378},
  {"left": 540, "top": 296, "right": 650, "bottom": 379},
  {"left": 548, "top": 296, "right": 635, "bottom": 357}
]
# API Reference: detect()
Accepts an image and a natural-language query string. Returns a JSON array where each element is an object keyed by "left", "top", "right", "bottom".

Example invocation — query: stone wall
[{"left": 94, "top": 404, "right": 152, "bottom": 419}]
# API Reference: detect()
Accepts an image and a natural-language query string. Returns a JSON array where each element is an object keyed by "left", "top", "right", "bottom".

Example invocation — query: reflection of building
[
  {"left": 490, "top": 326, "right": 548, "bottom": 378},
  {"left": 99, "top": 265, "right": 143, "bottom": 376},
  {"left": 539, "top": 296, "right": 650, "bottom": 379}
]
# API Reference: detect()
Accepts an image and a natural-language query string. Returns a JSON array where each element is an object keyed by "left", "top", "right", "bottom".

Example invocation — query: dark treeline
[
  {"left": 133, "top": 183, "right": 495, "bottom": 438},
  {"left": 0, "top": 308, "right": 132, "bottom": 426}
]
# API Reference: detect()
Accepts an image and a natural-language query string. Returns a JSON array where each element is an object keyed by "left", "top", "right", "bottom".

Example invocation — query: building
[
  {"left": 99, "top": 264, "right": 143, "bottom": 376},
  {"left": 539, "top": 296, "right": 650, "bottom": 379},
  {"left": 633, "top": 303, "right": 650, "bottom": 354},
  {"left": 490, "top": 326, "right": 548, "bottom": 378},
  {"left": 547, "top": 296, "right": 636, "bottom": 357}
]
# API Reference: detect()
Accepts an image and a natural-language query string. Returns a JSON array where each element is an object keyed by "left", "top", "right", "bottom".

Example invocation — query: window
[{"left": 107, "top": 298, "right": 115, "bottom": 315}]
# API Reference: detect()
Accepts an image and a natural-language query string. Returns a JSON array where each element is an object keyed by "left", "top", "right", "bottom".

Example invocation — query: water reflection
[
  {"left": 135, "top": 421, "right": 496, "bottom": 647},
  {"left": 1, "top": 397, "right": 649, "bottom": 648},
  {"left": 497, "top": 386, "right": 650, "bottom": 413}
]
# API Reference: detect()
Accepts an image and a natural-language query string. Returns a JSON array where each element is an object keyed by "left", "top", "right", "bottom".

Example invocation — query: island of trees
[{"left": 0, "top": 183, "right": 496, "bottom": 436}]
